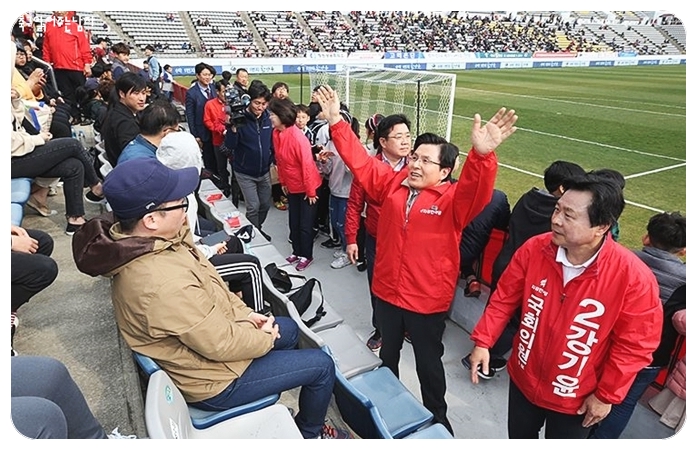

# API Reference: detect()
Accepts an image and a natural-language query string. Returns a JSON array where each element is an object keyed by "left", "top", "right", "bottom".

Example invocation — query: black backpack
[{"left": 288, "top": 278, "right": 326, "bottom": 327}]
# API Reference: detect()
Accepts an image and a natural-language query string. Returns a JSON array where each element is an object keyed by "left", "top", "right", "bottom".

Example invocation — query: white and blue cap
[{"left": 103, "top": 158, "right": 199, "bottom": 220}]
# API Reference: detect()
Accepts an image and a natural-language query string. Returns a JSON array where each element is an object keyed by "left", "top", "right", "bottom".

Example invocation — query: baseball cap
[
  {"left": 85, "top": 78, "right": 100, "bottom": 91},
  {"left": 103, "top": 158, "right": 199, "bottom": 220}
]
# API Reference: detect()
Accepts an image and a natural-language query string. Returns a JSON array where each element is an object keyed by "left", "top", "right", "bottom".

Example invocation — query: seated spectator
[
  {"left": 11, "top": 88, "right": 104, "bottom": 235},
  {"left": 157, "top": 131, "right": 266, "bottom": 312},
  {"left": 101, "top": 72, "right": 147, "bottom": 166},
  {"left": 11, "top": 225, "right": 58, "bottom": 355},
  {"left": 12, "top": 355, "right": 122, "bottom": 438},
  {"left": 110, "top": 42, "right": 131, "bottom": 81},
  {"left": 118, "top": 100, "right": 180, "bottom": 164},
  {"left": 72, "top": 158, "right": 349, "bottom": 439}
]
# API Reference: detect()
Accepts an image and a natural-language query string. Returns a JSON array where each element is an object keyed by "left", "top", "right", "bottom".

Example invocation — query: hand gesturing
[{"left": 471, "top": 107, "right": 518, "bottom": 155}]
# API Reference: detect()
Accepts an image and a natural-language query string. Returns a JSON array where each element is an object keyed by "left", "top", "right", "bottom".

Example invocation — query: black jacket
[
  {"left": 490, "top": 188, "right": 558, "bottom": 291},
  {"left": 101, "top": 101, "right": 140, "bottom": 166}
]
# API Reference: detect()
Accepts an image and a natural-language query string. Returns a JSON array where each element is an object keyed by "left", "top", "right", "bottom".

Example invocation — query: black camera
[{"left": 224, "top": 86, "right": 251, "bottom": 126}]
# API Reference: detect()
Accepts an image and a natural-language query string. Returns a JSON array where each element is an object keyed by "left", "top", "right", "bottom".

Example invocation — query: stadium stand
[{"left": 27, "top": 11, "right": 685, "bottom": 58}]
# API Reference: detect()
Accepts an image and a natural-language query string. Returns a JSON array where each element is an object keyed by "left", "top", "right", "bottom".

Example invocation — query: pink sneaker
[
  {"left": 286, "top": 255, "right": 300, "bottom": 264},
  {"left": 296, "top": 257, "right": 313, "bottom": 271}
]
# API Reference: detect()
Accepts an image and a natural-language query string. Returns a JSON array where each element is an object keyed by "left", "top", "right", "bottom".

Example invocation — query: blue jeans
[
  {"left": 588, "top": 366, "right": 661, "bottom": 438},
  {"left": 234, "top": 171, "right": 272, "bottom": 230},
  {"left": 189, "top": 317, "right": 335, "bottom": 439},
  {"left": 329, "top": 195, "right": 348, "bottom": 251}
]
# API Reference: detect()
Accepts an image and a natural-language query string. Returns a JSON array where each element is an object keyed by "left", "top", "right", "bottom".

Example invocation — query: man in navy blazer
[{"left": 185, "top": 62, "right": 219, "bottom": 178}]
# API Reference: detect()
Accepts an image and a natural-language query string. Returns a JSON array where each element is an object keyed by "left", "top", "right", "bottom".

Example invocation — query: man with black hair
[
  {"left": 223, "top": 80, "right": 274, "bottom": 239},
  {"left": 316, "top": 85, "right": 518, "bottom": 435},
  {"left": 462, "top": 160, "right": 586, "bottom": 378},
  {"left": 100, "top": 72, "right": 148, "bottom": 166},
  {"left": 470, "top": 175, "right": 663, "bottom": 439},
  {"left": 185, "top": 62, "right": 218, "bottom": 176},
  {"left": 232, "top": 68, "right": 249, "bottom": 96},
  {"left": 117, "top": 100, "right": 181, "bottom": 164},
  {"left": 110, "top": 42, "right": 131, "bottom": 81}
]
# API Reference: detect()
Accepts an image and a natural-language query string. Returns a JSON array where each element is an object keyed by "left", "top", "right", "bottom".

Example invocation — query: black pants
[
  {"left": 288, "top": 193, "right": 318, "bottom": 260},
  {"left": 356, "top": 216, "right": 366, "bottom": 262},
  {"left": 54, "top": 69, "right": 86, "bottom": 121},
  {"left": 201, "top": 139, "right": 217, "bottom": 175},
  {"left": 507, "top": 379, "right": 590, "bottom": 438},
  {"left": 209, "top": 252, "right": 265, "bottom": 312},
  {"left": 11, "top": 229, "right": 58, "bottom": 312},
  {"left": 315, "top": 178, "right": 331, "bottom": 230},
  {"left": 11, "top": 137, "right": 101, "bottom": 218},
  {"left": 213, "top": 145, "right": 231, "bottom": 192},
  {"left": 375, "top": 298, "right": 453, "bottom": 435}
]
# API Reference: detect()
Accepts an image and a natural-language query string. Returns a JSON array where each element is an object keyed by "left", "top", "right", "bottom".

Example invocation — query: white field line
[
  {"left": 452, "top": 114, "right": 686, "bottom": 163},
  {"left": 455, "top": 86, "right": 686, "bottom": 118}
]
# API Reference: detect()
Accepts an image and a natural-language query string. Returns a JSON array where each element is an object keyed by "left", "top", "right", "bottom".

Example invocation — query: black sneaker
[
  {"left": 366, "top": 329, "right": 382, "bottom": 351},
  {"left": 357, "top": 261, "right": 367, "bottom": 272},
  {"left": 84, "top": 190, "right": 106, "bottom": 204},
  {"left": 65, "top": 222, "right": 83, "bottom": 236},
  {"left": 259, "top": 230, "right": 272, "bottom": 242},
  {"left": 320, "top": 238, "right": 341, "bottom": 249}
]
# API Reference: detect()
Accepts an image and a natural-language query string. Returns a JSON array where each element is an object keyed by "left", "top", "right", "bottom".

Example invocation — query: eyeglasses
[
  {"left": 387, "top": 133, "right": 411, "bottom": 141},
  {"left": 408, "top": 153, "right": 442, "bottom": 167},
  {"left": 149, "top": 198, "right": 189, "bottom": 214}
]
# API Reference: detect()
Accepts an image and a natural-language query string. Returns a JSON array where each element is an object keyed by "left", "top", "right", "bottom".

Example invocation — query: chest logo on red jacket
[{"left": 419, "top": 205, "right": 442, "bottom": 216}]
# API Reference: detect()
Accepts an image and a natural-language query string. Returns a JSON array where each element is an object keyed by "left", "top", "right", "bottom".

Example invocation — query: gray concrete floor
[{"left": 9, "top": 179, "right": 683, "bottom": 440}]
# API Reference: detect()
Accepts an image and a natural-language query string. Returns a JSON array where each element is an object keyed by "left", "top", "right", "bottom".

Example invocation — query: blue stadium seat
[
  {"left": 332, "top": 362, "right": 434, "bottom": 439},
  {"left": 132, "top": 351, "right": 280, "bottom": 430}
]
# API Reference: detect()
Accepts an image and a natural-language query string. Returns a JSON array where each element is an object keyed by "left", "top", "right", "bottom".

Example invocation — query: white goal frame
[{"left": 309, "top": 66, "right": 457, "bottom": 141}]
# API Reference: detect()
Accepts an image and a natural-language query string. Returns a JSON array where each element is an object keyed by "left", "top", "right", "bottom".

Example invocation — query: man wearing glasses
[
  {"left": 72, "top": 158, "right": 344, "bottom": 439},
  {"left": 315, "top": 86, "right": 518, "bottom": 435}
]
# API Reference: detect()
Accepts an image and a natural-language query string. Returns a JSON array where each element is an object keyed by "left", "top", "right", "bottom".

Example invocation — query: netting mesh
[{"left": 310, "top": 66, "right": 456, "bottom": 141}]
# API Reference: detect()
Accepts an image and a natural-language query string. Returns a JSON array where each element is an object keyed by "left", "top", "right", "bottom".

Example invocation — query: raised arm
[{"left": 471, "top": 107, "right": 518, "bottom": 156}]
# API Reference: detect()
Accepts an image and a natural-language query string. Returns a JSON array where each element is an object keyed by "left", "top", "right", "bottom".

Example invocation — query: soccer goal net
[{"left": 309, "top": 66, "right": 456, "bottom": 141}]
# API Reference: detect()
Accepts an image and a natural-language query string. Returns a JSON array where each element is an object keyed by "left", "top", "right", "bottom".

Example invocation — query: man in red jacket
[
  {"left": 42, "top": 11, "right": 93, "bottom": 123},
  {"left": 315, "top": 85, "right": 518, "bottom": 435},
  {"left": 469, "top": 174, "right": 663, "bottom": 438}
]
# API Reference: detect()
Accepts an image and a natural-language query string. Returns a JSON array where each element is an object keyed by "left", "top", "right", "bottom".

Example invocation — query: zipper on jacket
[{"left": 257, "top": 119, "right": 263, "bottom": 175}]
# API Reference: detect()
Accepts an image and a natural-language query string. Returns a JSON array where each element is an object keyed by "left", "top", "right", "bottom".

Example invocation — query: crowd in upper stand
[{"left": 20, "top": 10, "right": 685, "bottom": 61}]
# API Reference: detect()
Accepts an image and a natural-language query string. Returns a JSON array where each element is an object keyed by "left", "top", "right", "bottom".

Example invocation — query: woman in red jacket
[{"left": 267, "top": 98, "right": 322, "bottom": 271}]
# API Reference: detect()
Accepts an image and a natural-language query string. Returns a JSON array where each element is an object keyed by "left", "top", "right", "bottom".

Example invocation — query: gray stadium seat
[{"left": 144, "top": 370, "right": 302, "bottom": 439}]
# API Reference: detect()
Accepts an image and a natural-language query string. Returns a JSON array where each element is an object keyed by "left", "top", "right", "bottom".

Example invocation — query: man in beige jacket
[{"left": 72, "top": 158, "right": 346, "bottom": 439}]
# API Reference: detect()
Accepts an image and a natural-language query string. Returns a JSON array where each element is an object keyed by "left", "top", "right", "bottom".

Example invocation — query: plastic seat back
[{"left": 132, "top": 351, "right": 280, "bottom": 429}]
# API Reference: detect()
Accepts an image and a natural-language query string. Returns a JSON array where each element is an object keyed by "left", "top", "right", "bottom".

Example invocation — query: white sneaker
[
  {"left": 331, "top": 254, "right": 351, "bottom": 269},
  {"left": 332, "top": 250, "right": 345, "bottom": 258},
  {"left": 108, "top": 427, "right": 137, "bottom": 439}
]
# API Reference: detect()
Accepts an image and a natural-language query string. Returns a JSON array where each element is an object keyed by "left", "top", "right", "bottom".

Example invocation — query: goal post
[{"left": 309, "top": 66, "right": 456, "bottom": 141}]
